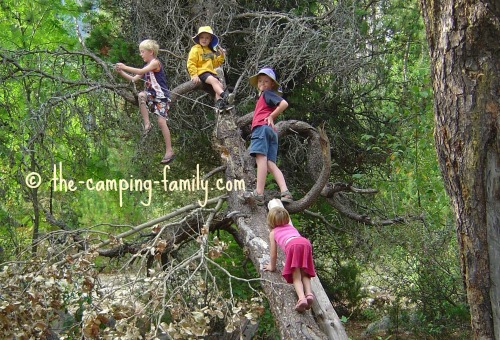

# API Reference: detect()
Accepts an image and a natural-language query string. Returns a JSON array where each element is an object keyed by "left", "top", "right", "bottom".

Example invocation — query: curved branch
[
  {"left": 237, "top": 116, "right": 402, "bottom": 225},
  {"left": 275, "top": 120, "right": 331, "bottom": 213},
  {"left": 235, "top": 117, "right": 333, "bottom": 213}
]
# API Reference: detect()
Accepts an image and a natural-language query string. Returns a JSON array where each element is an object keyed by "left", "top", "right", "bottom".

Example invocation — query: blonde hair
[
  {"left": 139, "top": 39, "right": 159, "bottom": 57},
  {"left": 267, "top": 207, "right": 290, "bottom": 229}
]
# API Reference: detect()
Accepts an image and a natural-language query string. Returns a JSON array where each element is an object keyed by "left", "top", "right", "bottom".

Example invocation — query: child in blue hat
[{"left": 240, "top": 67, "right": 293, "bottom": 205}]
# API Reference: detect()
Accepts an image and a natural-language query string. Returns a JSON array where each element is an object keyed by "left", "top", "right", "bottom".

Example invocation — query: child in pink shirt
[{"left": 263, "top": 199, "right": 316, "bottom": 312}]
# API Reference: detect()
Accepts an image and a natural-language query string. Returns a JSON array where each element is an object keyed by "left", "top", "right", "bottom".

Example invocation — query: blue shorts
[{"left": 249, "top": 125, "right": 278, "bottom": 163}]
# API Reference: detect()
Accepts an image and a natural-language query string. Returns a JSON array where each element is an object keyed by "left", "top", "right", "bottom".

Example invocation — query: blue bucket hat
[
  {"left": 249, "top": 67, "right": 282, "bottom": 93},
  {"left": 192, "top": 26, "right": 219, "bottom": 51}
]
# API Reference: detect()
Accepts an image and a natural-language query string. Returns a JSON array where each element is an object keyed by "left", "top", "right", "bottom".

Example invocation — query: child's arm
[
  {"left": 263, "top": 230, "right": 277, "bottom": 272},
  {"left": 265, "top": 99, "right": 288, "bottom": 128},
  {"left": 115, "top": 59, "right": 160, "bottom": 82},
  {"left": 212, "top": 46, "right": 225, "bottom": 68},
  {"left": 187, "top": 46, "right": 201, "bottom": 83}
]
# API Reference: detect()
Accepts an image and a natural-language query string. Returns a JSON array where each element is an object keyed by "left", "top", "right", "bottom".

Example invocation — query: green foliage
[
  {"left": 0, "top": 0, "right": 471, "bottom": 338},
  {"left": 208, "top": 231, "right": 260, "bottom": 295},
  {"left": 0, "top": 0, "right": 75, "bottom": 49},
  {"left": 281, "top": 1, "right": 466, "bottom": 337},
  {"left": 323, "top": 261, "right": 366, "bottom": 313},
  {"left": 83, "top": 13, "right": 141, "bottom": 64},
  {"left": 353, "top": 4, "right": 465, "bottom": 335},
  {"left": 360, "top": 307, "right": 379, "bottom": 322},
  {"left": 256, "top": 304, "right": 280, "bottom": 339},
  {"left": 411, "top": 302, "right": 470, "bottom": 336}
]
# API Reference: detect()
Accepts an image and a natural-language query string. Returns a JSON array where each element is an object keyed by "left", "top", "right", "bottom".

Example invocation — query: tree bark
[{"left": 419, "top": 1, "right": 500, "bottom": 338}]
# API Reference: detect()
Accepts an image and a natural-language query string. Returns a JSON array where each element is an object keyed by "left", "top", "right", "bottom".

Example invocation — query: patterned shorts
[{"left": 147, "top": 95, "right": 170, "bottom": 120}]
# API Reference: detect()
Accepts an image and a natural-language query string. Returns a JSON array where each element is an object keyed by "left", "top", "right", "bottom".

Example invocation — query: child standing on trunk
[{"left": 239, "top": 67, "right": 293, "bottom": 205}]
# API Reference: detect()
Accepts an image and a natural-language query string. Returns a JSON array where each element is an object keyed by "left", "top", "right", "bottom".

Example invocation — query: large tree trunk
[
  {"left": 419, "top": 1, "right": 500, "bottom": 338},
  {"left": 213, "top": 108, "right": 348, "bottom": 339}
]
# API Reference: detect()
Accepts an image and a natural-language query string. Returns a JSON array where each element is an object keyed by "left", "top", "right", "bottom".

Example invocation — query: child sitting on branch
[{"left": 187, "top": 26, "right": 233, "bottom": 111}]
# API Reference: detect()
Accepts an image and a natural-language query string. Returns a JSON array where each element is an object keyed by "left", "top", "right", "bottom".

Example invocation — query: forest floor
[
  {"left": 344, "top": 319, "right": 471, "bottom": 340},
  {"left": 344, "top": 319, "right": 419, "bottom": 339}
]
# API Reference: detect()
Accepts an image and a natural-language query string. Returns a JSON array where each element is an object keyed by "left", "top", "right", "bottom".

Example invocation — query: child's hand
[
  {"left": 114, "top": 63, "right": 125, "bottom": 72},
  {"left": 265, "top": 116, "right": 274, "bottom": 127},
  {"left": 191, "top": 75, "right": 200, "bottom": 84},
  {"left": 263, "top": 263, "right": 275, "bottom": 272}
]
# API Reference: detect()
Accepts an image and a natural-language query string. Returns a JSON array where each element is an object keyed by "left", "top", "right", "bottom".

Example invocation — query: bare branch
[{"left": 54, "top": 195, "right": 227, "bottom": 266}]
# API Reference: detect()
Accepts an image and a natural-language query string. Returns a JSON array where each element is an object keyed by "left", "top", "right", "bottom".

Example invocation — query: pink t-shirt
[{"left": 273, "top": 223, "right": 301, "bottom": 251}]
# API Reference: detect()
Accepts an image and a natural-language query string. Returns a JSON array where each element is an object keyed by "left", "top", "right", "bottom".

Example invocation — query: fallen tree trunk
[{"left": 212, "top": 106, "right": 348, "bottom": 339}]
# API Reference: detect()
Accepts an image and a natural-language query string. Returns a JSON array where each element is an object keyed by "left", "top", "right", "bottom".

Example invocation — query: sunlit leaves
[{"left": 0, "top": 0, "right": 79, "bottom": 49}]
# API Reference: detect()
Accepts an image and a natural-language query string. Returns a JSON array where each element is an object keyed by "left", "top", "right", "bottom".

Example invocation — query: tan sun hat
[
  {"left": 267, "top": 198, "right": 293, "bottom": 225},
  {"left": 192, "top": 26, "right": 219, "bottom": 51},
  {"left": 249, "top": 67, "right": 282, "bottom": 94},
  {"left": 267, "top": 198, "right": 284, "bottom": 210}
]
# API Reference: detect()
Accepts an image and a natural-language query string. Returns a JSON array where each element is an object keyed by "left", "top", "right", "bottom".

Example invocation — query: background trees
[{"left": 0, "top": 0, "right": 475, "bottom": 338}]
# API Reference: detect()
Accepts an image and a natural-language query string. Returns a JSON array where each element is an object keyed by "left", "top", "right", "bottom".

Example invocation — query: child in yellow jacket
[{"left": 187, "top": 26, "right": 232, "bottom": 110}]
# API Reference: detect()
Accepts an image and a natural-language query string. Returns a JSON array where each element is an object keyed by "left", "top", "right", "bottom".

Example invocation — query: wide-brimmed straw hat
[
  {"left": 192, "top": 26, "right": 219, "bottom": 50},
  {"left": 249, "top": 67, "right": 282, "bottom": 93}
]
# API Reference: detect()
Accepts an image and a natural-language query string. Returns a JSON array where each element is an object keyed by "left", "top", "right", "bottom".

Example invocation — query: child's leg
[
  {"left": 157, "top": 116, "right": 174, "bottom": 158},
  {"left": 301, "top": 270, "right": 313, "bottom": 297},
  {"left": 138, "top": 92, "right": 151, "bottom": 130},
  {"left": 204, "top": 75, "right": 224, "bottom": 100},
  {"left": 255, "top": 154, "right": 268, "bottom": 195},
  {"left": 302, "top": 271, "right": 314, "bottom": 308},
  {"left": 267, "top": 161, "right": 289, "bottom": 193},
  {"left": 292, "top": 268, "right": 306, "bottom": 300}
]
